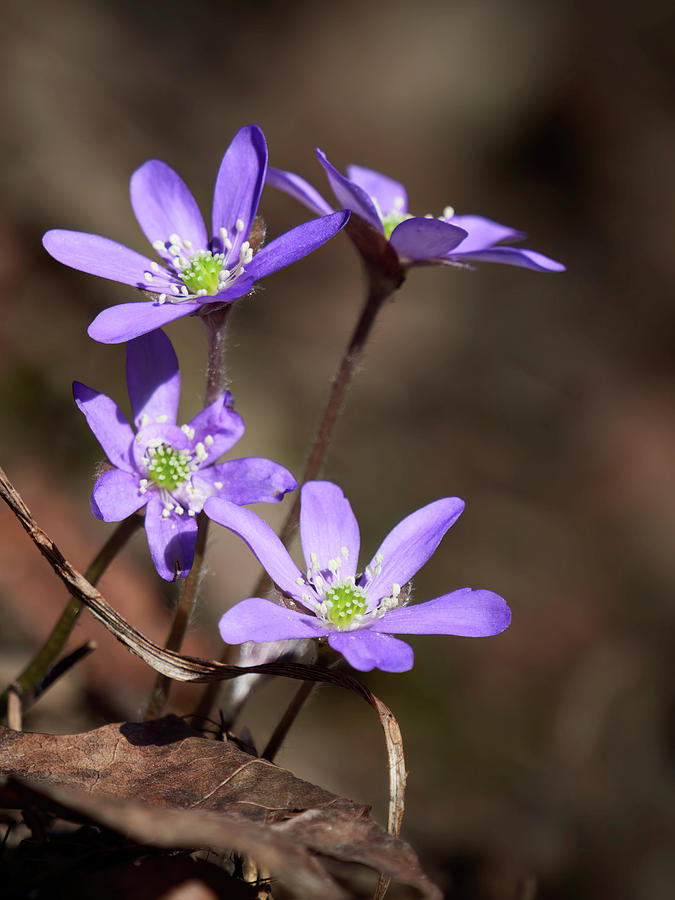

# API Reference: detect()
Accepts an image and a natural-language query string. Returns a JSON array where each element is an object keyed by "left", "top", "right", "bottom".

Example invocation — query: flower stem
[
  {"left": 144, "top": 305, "right": 232, "bottom": 720},
  {"left": 279, "top": 270, "right": 396, "bottom": 546},
  {"left": 0, "top": 514, "right": 141, "bottom": 721},
  {"left": 143, "top": 511, "right": 209, "bottom": 720},
  {"left": 195, "top": 268, "right": 399, "bottom": 725}
]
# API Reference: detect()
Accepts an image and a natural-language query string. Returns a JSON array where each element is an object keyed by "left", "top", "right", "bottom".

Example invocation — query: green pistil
[
  {"left": 147, "top": 444, "right": 193, "bottom": 491},
  {"left": 180, "top": 251, "right": 225, "bottom": 295},
  {"left": 325, "top": 583, "right": 368, "bottom": 629},
  {"left": 381, "top": 210, "right": 412, "bottom": 240}
]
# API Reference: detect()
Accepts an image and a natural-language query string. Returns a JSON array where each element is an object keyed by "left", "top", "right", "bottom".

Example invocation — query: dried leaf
[{"left": 0, "top": 717, "right": 440, "bottom": 899}]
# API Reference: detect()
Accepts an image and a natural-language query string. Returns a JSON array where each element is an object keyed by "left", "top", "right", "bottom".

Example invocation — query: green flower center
[
  {"left": 324, "top": 582, "right": 368, "bottom": 629},
  {"left": 146, "top": 443, "right": 194, "bottom": 491},
  {"left": 180, "top": 250, "right": 227, "bottom": 296}
]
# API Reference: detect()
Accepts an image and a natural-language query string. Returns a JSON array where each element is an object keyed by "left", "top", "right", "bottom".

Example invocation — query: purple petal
[
  {"left": 299, "top": 481, "right": 360, "bottom": 581},
  {"left": 126, "top": 330, "right": 181, "bottom": 429},
  {"left": 73, "top": 381, "right": 135, "bottom": 472},
  {"left": 87, "top": 299, "right": 196, "bottom": 344},
  {"left": 219, "top": 597, "right": 326, "bottom": 644},
  {"left": 449, "top": 215, "right": 526, "bottom": 252},
  {"left": 186, "top": 394, "right": 245, "bottom": 465},
  {"left": 145, "top": 494, "right": 198, "bottom": 580},
  {"left": 317, "top": 150, "right": 383, "bottom": 231},
  {"left": 266, "top": 167, "right": 335, "bottom": 217},
  {"left": 130, "top": 160, "right": 208, "bottom": 253},
  {"left": 203, "top": 498, "right": 307, "bottom": 601},
  {"left": 448, "top": 245, "right": 565, "bottom": 272},
  {"left": 389, "top": 217, "right": 468, "bottom": 261},
  {"left": 244, "top": 211, "right": 350, "bottom": 283},
  {"left": 43, "top": 230, "right": 162, "bottom": 289},
  {"left": 327, "top": 630, "right": 414, "bottom": 672},
  {"left": 91, "top": 469, "right": 146, "bottom": 522},
  {"left": 362, "top": 498, "right": 465, "bottom": 605},
  {"left": 211, "top": 125, "right": 267, "bottom": 258},
  {"left": 201, "top": 457, "right": 297, "bottom": 505},
  {"left": 371, "top": 588, "right": 511, "bottom": 637},
  {"left": 345, "top": 164, "right": 408, "bottom": 216}
]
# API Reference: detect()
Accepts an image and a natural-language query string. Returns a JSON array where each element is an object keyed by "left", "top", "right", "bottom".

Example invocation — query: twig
[
  {"left": 7, "top": 684, "right": 22, "bottom": 732},
  {"left": 36, "top": 640, "right": 97, "bottom": 698}
]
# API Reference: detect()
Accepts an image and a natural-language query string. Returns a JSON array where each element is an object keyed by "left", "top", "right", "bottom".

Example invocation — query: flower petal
[
  {"left": 219, "top": 598, "right": 327, "bottom": 644},
  {"left": 186, "top": 393, "right": 245, "bottom": 464},
  {"left": 73, "top": 381, "right": 135, "bottom": 472},
  {"left": 87, "top": 299, "right": 198, "bottom": 344},
  {"left": 266, "top": 167, "right": 335, "bottom": 216},
  {"left": 91, "top": 469, "right": 146, "bottom": 522},
  {"left": 211, "top": 124, "right": 267, "bottom": 259},
  {"left": 244, "top": 211, "right": 350, "bottom": 283},
  {"left": 126, "top": 330, "right": 181, "bottom": 429},
  {"left": 204, "top": 498, "right": 306, "bottom": 601},
  {"left": 327, "top": 631, "right": 414, "bottom": 672},
  {"left": 130, "top": 160, "right": 208, "bottom": 252},
  {"left": 299, "top": 481, "right": 360, "bottom": 582},
  {"left": 362, "top": 497, "right": 465, "bottom": 605},
  {"left": 449, "top": 246, "right": 566, "bottom": 272},
  {"left": 201, "top": 458, "right": 297, "bottom": 505},
  {"left": 371, "top": 588, "right": 511, "bottom": 636},
  {"left": 317, "top": 150, "right": 383, "bottom": 230},
  {"left": 389, "top": 217, "right": 468, "bottom": 261},
  {"left": 145, "top": 494, "right": 198, "bottom": 580},
  {"left": 449, "top": 215, "right": 525, "bottom": 252},
  {"left": 345, "top": 164, "right": 408, "bottom": 216},
  {"left": 43, "top": 230, "right": 161, "bottom": 289}
]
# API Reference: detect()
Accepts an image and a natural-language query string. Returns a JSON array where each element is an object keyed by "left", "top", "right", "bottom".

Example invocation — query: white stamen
[
  {"left": 144, "top": 272, "right": 153, "bottom": 282},
  {"left": 204, "top": 435, "right": 214, "bottom": 446},
  {"left": 153, "top": 240, "right": 165, "bottom": 252},
  {"left": 235, "top": 218, "right": 245, "bottom": 232}
]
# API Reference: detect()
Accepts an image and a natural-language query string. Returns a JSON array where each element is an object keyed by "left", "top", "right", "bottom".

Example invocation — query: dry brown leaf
[{"left": 0, "top": 717, "right": 440, "bottom": 899}]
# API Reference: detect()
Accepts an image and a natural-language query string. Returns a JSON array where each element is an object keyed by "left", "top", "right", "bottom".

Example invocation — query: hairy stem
[
  {"left": 144, "top": 305, "right": 231, "bottom": 719},
  {"left": 0, "top": 514, "right": 141, "bottom": 721}
]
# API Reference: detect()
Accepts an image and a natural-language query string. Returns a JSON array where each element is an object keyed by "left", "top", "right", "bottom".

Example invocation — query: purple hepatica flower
[
  {"left": 206, "top": 481, "right": 510, "bottom": 673},
  {"left": 75, "top": 329, "right": 296, "bottom": 580},
  {"left": 267, "top": 152, "right": 564, "bottom": 272},
  {"left": 43, "top": 125, "right": 349, "bottom": 344}
]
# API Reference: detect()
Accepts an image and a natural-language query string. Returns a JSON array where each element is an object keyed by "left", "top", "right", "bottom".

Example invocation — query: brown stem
[
  {"left": 144, "top": 306, "right": 231, "bottom": 719},
  {"left": 279, "top": 272, "right": 395, "bottom": 545},
  {"left": 144, "top": 512, "right": 209, "bottom": 719}
]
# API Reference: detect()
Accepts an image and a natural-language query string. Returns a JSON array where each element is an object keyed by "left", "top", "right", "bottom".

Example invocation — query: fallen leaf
[{"left": 0, "top": 716, "right": 440, "bottom": 899}]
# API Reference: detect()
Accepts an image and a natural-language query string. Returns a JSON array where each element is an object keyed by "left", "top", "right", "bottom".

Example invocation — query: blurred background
[{"left": 0, "top": 0, "right": 673, "bottom": 896}]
